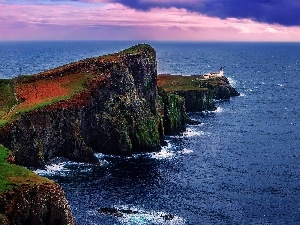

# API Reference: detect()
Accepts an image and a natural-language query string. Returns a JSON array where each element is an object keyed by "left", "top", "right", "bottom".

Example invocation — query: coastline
[{"left": 0, "top": 44, "right": 239, "bottom": 225}]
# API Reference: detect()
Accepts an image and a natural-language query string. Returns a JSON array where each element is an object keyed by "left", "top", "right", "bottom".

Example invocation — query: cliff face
[
  {"left": 213, "top": 76, "right": 240, "bottom": 99},
  {"left": 0, "top": 44, "right": 239, "bottom": 168},
  {"left": 158, "top": 87, "right": 187, "bottom": 135},
  {"left": 0, "top": 183, "right": 75, "bottom": 225},
  {"left": 79, "top": 51, "right": 160, "bottom": 155},
  {"left": 0, "top": 44, "right": 162, "bottom": 167},
  {"left": 172, "top": 90, "right": 216, "bottom": 112},
  {"left": 157, "top": 75, "right": 239, "bottom": 112},
  {"left": 0, "top": 44, "right": 240, "bottom": 225},
  {"left": 0, "top": 145, "right": 75, "bottom": 225}
]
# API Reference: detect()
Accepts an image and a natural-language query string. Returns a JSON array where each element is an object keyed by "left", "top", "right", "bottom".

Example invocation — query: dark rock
[
  {"left": 0, "top": 44, "right": 239, "bottom": 169},
  {"left": 0, "top": 183, "right": 76, "bottom": 225},
  {"left": 161, "top": 213, "right": 175, "bottom": 220},
  {"left": 213, "top": 77, "right": 240, "bottom": 99},
  {"left": 98, "top": 207, "right": 123, "bottom": 217},
  {"left": 173, "top": 90, "right": 216, "bottom": 111},
  {"left": 0, "top": 214, "right": 10, "bottom": 225},
  {"left": 0, "top": 44, "right": 162, "bottom": 167},
  {"left": 158, "top": 87, "right": 187, "bottom": 135}
]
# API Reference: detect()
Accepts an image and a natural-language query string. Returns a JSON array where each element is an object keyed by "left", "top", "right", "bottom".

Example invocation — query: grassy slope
[
  {"left": 0, "top": 44, "right": 155, "bottom": 127},
  {"left": 0, "top": 72, "right": 94, "bottom": 126},
  {"left": 0, "top": 80, "right": 17, "bottom": 126},
  {"left": 0, "top": 43, "right": 155, "bottom": 192},
  {"left": 157, "top": 74, "right": 211, "bottom": 92},
  {"left": 157, "top": 74, "right": 226, "bottom": 93},
  {"left": 0, "top": 145, "right": 52, "bottom": 193}
]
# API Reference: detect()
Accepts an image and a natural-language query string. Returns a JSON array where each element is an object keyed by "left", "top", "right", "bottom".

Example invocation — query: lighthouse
[{"left": 218, "top": 67, "right": 224, "bottom": 77}]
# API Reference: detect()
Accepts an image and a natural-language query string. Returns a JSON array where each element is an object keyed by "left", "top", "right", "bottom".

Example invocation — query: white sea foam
[
  {"left": 113, "top": 205, "right": 186, "bottom": 225},
  {"left": 34, "top": 160, "right": 99, "bottom": 176},
  {"left": 148, "top": 140, "right": 176, "bottom": 159},
  {"left": 278, "top": 83, "right": 285, "bottom": 87},
  {"left": 182, "top": 127, "right": 204, "bottom": 138},
  {"left": 150, "top": 148, "right": 175, "bottom": 159},
  {"left": 94, "top": 153, "right": 111, "bottom": 166},
  {"left": 239, "top": 92, "right": 246, "bottom": 97},
  {"left": 180, "top": 148, "right": 194, "bottom": 154},
  {"left": 215, "top": 106, "right": 223, "bottom": 113},
  {"left": 227, "top": 77, "right": 237, "bottom": 87},
  {"left": 34, "top": 162, "right": 70, "bottom": 176}
]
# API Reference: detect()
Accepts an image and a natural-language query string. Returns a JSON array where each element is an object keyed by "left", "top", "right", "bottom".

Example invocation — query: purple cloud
[{"left": 70, "top": 0, "right": 300, "bottom": 26}]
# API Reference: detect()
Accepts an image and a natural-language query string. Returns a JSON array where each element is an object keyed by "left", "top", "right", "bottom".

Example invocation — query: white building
[{"left": 203, "top": 67, "right": 224, "bottom": 79}]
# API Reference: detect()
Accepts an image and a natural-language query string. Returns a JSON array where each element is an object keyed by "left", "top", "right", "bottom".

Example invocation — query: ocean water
[{"left": 1, "top": 41, "right": 300, "bottom": 224}]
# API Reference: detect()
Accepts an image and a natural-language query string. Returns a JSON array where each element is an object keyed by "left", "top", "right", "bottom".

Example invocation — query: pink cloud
[
  {"left": 140, "top": 0, "right": 198, "bottom": 3},
  {"left": 0, "top": 2, "right": 299, "bottom": 41}
]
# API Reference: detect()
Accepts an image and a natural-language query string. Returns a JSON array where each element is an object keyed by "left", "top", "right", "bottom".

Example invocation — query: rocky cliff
[
  {"left": 0, "top": 145, "right": 75, "bottom": 225},
  {"left": 0, "top": 183, "right": 75, "bottom": 225},
  {"left": 0, "top": 44, "right": 239, "bottom": 168},
  {"left": 0, "top": 44, "right": 239, "bottom": 225},
  {"left": 157, "top": 74, "right": 239, "bottom": 112},
  {"left": 0, "top": 44, "right": 162, "bottom": 168},
  {"left": 157, "top": 87, "right": 187, "bottom": 135}
]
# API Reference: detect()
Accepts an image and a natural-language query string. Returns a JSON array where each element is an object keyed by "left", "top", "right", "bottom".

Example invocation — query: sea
[{"left": 1, "top": 41, "right": 300, "bottom": 225}]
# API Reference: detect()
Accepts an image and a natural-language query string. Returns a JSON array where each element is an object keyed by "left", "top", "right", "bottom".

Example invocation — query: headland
[{"left": 0, "top": 44, "right": 239, "bottom": 225}]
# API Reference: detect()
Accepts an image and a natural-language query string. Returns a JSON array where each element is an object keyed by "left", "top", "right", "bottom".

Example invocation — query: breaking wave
[{"left": 113, "top": 205, "right": 186, "bottom": 225}]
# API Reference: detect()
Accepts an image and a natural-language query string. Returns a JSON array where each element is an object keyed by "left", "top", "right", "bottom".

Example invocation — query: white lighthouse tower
[{"left": 218, "top": 67, "right": 224, "bottom": 77}]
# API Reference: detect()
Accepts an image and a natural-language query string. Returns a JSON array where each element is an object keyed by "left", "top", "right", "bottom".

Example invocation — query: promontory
[{"left": 0, "top": 44, "right": 239, "bottom": 225}]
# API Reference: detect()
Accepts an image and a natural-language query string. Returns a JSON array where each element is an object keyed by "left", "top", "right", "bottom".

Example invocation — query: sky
[{"left": 1, "top": 0, "right": 300, "bottom": 41}]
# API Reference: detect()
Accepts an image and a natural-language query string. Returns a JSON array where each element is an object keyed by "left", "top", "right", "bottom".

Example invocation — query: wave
[
  {"left": 215, "top": 106, "right": 223, "bottom": 113},
  {"left": 148, "top": 140, "right": 194, "bottom": 160},
  {"left": 182, "top": 128, "right": 206, "bottom": 138},
  {"left": 34, "top": 161, "right": 71, "bottom": 176},
  {"left": 34, "top": 156, "right": 108, "bottom": 177},
  {"left": 201, "top": 106, "right": 224, "bottom": 115},
  {"left": 35, "top": 142, "right": 193, "bottom": 177},
  {"left": 180, "top": 148, "right": 194, "bottom": 154},
  {"left": 111, "top": 205, "right": 186, "bottom": 225},
  {"left": 227, "top": 76, "right": 237, "bottom": 87},
  {"left": 149, "top": 141, "right": 175, "bottom": 159}
]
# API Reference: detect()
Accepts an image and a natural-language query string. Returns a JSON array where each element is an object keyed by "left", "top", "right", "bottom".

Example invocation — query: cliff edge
[
  {"left": 0, "top": 44, "right": 239, "bottom": 168},
  {"left": 0, "top": 44, "right": 162, "bottom": 168},
  {"left": 0, "top": 44, "right": 239, "bottom": 225},
  {"left": 158, "top": 74, "right": 239, "bottom": 112},
  {"left": 0, "top": 145, "right": 75, "bottom": 225}
]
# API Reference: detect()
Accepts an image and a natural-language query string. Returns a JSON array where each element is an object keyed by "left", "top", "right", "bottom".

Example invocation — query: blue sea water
[{"left": 1, "top": 41, "right": 300, "bottom": 224}]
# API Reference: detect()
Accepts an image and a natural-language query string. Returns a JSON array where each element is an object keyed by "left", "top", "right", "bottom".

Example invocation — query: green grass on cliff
[
  {"left": 0, "top": 145, "right": 8, "bottom": 164},
  {"left": 0, "top": 80, "right": 17, "bottom": 118},
  {"left": 0, "top": 72, "right": 93, "bottom": 127},
  {"left": 158, "top": 75, "right": 212, "bottom": 92},
  {"left": 0, "top": 145, "right": 52, "bottom": 193},
  {"left": 0, "top": 44, "right": 153, "bottom": 128},
  {"left": 120, "top": 43, "right": 154, "bottom": 56}
]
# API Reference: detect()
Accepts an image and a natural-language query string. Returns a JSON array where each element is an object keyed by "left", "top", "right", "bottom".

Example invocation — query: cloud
[
  {"left": 69, "top": 0, "right": 300, "bottom": 26},
  {"left": 1, "top": 2, "right": 300, "bottom": 41},
  {"left": 8, "top": 0, "right": 300, "bottom": 26}
]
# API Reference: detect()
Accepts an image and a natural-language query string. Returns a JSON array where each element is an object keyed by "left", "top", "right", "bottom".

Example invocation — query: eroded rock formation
[
  {"left": 0, "top": 44, "right": 239, "bottom": 225},
  {"left": 0, "top": 44, "right": 239, "bottom": 168},
  {"left": 0, "top": 44, "right": 162, "bottom": 167},
  {"left": 0, "top": 183, "right": 76, "bottom": 225}
]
